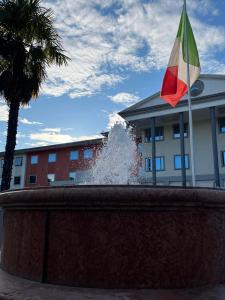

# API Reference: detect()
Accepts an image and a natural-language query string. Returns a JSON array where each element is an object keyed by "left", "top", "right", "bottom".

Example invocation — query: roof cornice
[
  {"left": 119, "top": 92, "right": 225, "bottom": 118},
  {"left": 0, "top": 138, "right": 104, "bottom": 156},
  {"left": 119, "top": 74, "right": 225, "bottom": 116}
]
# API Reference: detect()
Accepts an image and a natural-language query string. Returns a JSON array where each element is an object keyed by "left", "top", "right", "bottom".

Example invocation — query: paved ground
[{"left": 0, "top": 269, "right": 225, "bottom": 300}]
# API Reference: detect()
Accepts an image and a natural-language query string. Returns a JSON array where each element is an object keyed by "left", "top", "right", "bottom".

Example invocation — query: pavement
[{"left": 0, "top": 269, "right": 225, "bottom": 300}]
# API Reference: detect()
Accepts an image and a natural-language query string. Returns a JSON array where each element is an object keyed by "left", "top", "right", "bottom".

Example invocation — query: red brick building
[{"left": 25, "top": 138, "right": 103, "bottom": 188}]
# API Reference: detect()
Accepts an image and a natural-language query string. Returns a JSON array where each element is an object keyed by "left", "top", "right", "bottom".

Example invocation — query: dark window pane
[
  {"left": 29, "top": 175, "right": 37, "bottom": 184},
  {"left": 47, "top": 174, "right": 55, "bottom": 182},
  {"left": 222, "top": 152, "right": 225, "bottom": 166},
  {"left": 173, "top": 123, "right": 188, "bottom": 138},
  {"left": 144, "top": 127, "right": 164, "bottom": 142},
  {"left": 144, "top": 129, "right": 151, "bottom": 143},
  {"left": 219, "top": 118, "right": 225, "bottom": 133},
  {"left": 14, "top": 176, "right": 21, "bottom": 185},
  {"left": 69, "top": 172, "right": 76, "bottom": 181}
]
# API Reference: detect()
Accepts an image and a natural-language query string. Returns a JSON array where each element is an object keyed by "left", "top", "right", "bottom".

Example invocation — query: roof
[
  {"left": 0, "top": 137, "right": 104, "bottom": 156},
  {"left": 119, "top": 74, "right": 225, "bottom": 118}
]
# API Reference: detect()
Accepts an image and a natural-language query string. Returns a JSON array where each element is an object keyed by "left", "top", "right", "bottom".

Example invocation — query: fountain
[
  {"left": 0, "top": 124, "right": 225, "bottom": 289},
  {"left": 89, "top": 123, "right": 139, "bottom": 184}
]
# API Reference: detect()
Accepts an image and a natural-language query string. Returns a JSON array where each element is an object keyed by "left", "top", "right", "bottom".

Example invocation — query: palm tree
[{"left": 0, "top": 0, "right": 69, "bottom": 191}]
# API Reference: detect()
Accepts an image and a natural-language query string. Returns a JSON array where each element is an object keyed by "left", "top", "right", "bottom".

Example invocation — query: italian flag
[{"left": 160, "top": 7, "right": 200, "bottom": 107}]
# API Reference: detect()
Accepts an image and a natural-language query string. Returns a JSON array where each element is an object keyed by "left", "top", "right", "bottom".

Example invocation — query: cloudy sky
[{"left": 0, "top": 0, "right": 225, "bottom": 151}]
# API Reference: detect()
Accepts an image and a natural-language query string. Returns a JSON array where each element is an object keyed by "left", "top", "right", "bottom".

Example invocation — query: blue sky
[{"left": 1, "top": 0, "right": 225, "bottom": 151}]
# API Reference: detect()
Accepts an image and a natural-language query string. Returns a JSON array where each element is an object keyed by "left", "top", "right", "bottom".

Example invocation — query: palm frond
[{"left": 0, "top": 0, "right": 70, "bottom": 106}]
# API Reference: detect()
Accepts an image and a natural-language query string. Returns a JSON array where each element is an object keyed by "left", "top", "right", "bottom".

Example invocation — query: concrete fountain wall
[{"left": 0, "top": 186, "right": 225, "bottom": 289}]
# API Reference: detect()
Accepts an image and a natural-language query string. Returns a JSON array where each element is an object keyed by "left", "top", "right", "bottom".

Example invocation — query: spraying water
[{"left": 89, "top": 123, "right": 139, "bottom": 184}]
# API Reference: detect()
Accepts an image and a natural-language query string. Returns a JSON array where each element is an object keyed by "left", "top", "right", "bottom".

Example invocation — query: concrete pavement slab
[{"left": 0, "top": 268, "right": 225, "bottom": 300}]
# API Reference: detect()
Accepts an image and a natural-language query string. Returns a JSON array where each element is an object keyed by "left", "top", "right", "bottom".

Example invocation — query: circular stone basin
[{"left": 0, "top": 185, "right": 225, "bottom": 289}]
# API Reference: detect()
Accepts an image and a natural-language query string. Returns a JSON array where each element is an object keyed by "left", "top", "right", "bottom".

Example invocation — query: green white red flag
[{"left": 160, "top": 7, "right": 200, "bottom": 107}]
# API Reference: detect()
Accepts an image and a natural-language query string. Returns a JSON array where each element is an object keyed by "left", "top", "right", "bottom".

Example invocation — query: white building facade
[
  {"left": 119, "top": 74, "right": 225, "bottom": 187},
  {"left": 0, "top": 152, "right": 27, "bottom": 190}
]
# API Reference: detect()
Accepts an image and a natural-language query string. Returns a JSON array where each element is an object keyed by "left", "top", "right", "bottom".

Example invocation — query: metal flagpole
[{"left": 184, "top": 0, "right": 196, "bottom": 187}]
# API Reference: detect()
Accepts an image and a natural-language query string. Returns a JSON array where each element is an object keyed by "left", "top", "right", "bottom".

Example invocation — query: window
[
  {"left": 70, "top": 150, "right": 79, "bottom": 160},
  {"left": 0, "top": 159, "right": 4, "bottom": 168},
  {"left": 69, "top": 172, "right": 76, "bottom": 181},
  {"left": 31, "top": 155, "right": 38, "bottom": 164},
  {"left": 222, "top": 151, "right": 225, "bottom": 167},
  {"left": 145, "top": 157, "right": 165, "bottom": 172},
  {"left": 219, "top": 117, "right": 225, "bottom": 133},
  {"left": 47, "top": 174, "right": 55, "bottom": 183},
  {"left": 84, "top": 149, "right": 93, "bottom": 159},
  {"left": 173, "top": 123, "right": 188, "bottom": 139},
  {"left": 15, "top": 157, "right": 23, "bottom": 166},
  {"left": 48, "top": 153, "right": 56, "bottom": 163},
  {"left": 14, "top": 176, "right": 21, "bottom": 185},
  {"left": 29, "top": 175, "right": 37, "bottom": 184},
  {"left": 144, "top": 127, "right": 164, "bottom": 142},
  {"left": 174, "top": 155, "right": 189, "bottom": 170}
]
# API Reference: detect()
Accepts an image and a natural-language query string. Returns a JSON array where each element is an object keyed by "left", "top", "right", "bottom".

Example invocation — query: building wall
[
  {"left": 139, "top": 118, "right": 225, "bottom": 187},
  {"left": 0, "top": 154, "right": 27, "bottom": 190},
  {"left": 25, "top": 143, "right": 102, "bottom": 187}
]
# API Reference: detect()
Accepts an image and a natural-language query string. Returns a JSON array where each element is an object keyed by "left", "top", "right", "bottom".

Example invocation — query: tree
[{"left": 0, "top": 0, "right": 69, "bottom": 191}]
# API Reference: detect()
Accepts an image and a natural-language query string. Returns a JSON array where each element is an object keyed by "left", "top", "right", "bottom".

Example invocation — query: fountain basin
[{"left": 0, "top": 186, "right": 225, "bottom": 289}]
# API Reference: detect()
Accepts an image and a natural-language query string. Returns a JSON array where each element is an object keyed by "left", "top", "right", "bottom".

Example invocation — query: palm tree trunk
[{"left": 1, "top": 100, "right": 20, "bottom": 192}]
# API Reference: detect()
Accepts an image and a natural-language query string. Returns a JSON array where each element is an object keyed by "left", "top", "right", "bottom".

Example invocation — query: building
[
  {"left": 0, "top": 151, "right": 27, "bottom": 190},
  {"left": 25, "top": 138, "right": 103, "bottom": 188},
  {"left": 119, "top": 74, "right": 225, "bottom": 187},
  {"left": 0, "top": 138, "right": 103, "bottom": 189}
]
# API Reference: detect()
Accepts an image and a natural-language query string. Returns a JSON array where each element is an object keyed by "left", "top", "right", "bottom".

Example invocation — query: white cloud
[
  {"left": 41, "top": 128, "right": 61, "bottom": 133},
  {"left": 29, "top": 127, "right": 102, "bottom": 144},
  {"left": 19, "top": 118, "right": 43, "bottom": 125},
  {"left": 107, "top": 111, "right": 126, "bottom": 129},
  {"left": 30, "top": 132, "right": 75, "bottom": 143},
  {"left": 1, "top": 0, "right": 225, "bottom": 105},
  {"left": 16, "top": 132, "right": 27, "bottom": 138},
  {"left": 108, "top": 92, "right": 140, "bottom": 105},
  {"left": 0, "top": 103, "right": 8, "bottom": 122},
  {"left": 38, "top": 0, "right": 225, "bottom": 102},
  {"left": 24, "top": 141, "right": 50, "bottom": 147}
]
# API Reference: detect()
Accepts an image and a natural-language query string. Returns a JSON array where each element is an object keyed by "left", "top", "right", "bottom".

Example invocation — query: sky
[{"left": 1, "top": 0, "right": 225, "bottom": 151}]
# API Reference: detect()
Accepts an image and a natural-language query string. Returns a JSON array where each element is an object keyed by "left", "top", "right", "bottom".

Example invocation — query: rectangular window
[
  {"left": 219, "top": 117, "right": 225, "bottom": 133},
  {"left": 84, "top": 149, "right": 93, "bottom": 159},
  {"left": 14, "top": 176, "right": 21, "bottom": 185},
  {"left": 173, "top": 123, "right": 188, "bottom": 139},
  {"left": 15, "top": 157, "right": 23, "bottom": 166},
  {"left": 174, "top": 155, "right": 189, "bottom": 170},
  {"left": 48, "top": 153, "right": 56, "bottom": 163},
  {"left": 144, "top": 127, "right": 164, "bottom": 142},
  {"left": 70, "top": 150, "right": 79, "bottom": 160},
  {"left": 29, "top": 175, "right": 37, "bottom": 184},
  {"left": 69, "top": 172, "right": 76, "bottom": 181},
  {"left": 145, "top": 156, "right": 165, "bottom": 172},
  {"left": 222, "top": 151, "right": 225, "bottom": 167},
  {"left": 31, "top": 155, "right": 38, "bottom": 164},
  {"left": 0, "top": 159, "right": 4, "bottom": 168},
  {"left": 47, "top": 174, "right": 55, "bottom": 183}
]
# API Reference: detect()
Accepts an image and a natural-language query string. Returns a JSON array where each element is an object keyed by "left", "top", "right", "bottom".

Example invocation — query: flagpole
[{"left": 184, "top": 0, "right": 196, "bottom": 187}]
